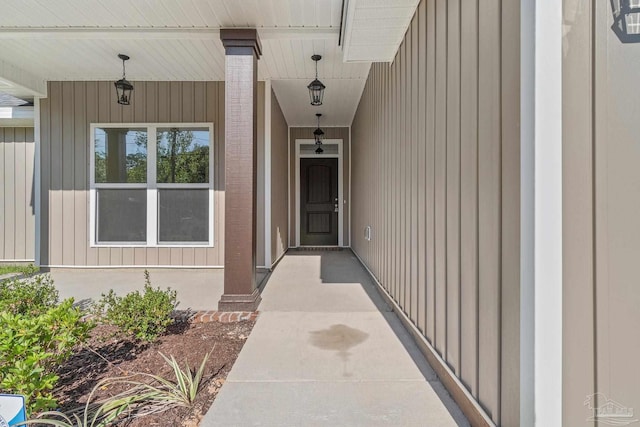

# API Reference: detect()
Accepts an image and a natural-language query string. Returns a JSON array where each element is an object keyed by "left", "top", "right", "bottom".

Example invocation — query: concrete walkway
[{"left": 202, "top": 249, "right": 468, "bottom": 427}]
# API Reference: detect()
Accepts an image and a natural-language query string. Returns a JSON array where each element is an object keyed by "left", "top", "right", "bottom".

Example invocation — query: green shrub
[
  {"left": 0, "top": 299, "right": 93, "bottom": 415},
  {"left": 94, "top": 271, "right": 177, "bottom": 342},
  {"left": 0, "top": 263, "right": 38, "bottom": 277},
  {"left": 0, "top": 274, "right": 59, "bottom": 317}
]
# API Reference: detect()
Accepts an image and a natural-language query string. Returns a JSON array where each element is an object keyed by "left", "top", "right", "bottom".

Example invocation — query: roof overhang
[{"left": 341, "top": 0, "right": 420, "bottom": 63}]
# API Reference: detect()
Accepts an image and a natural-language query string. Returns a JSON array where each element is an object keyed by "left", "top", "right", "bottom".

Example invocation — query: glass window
[
  {"left": 96, "top": 189, "right": 147, "bottom": 242},
  {"left": 91, "top": 124, "right": 212, "bottom": 247},
  {"left": 158, "top": 189, "right": 209, "bottom": 243},
  {"left": 156, "top": 127, "right": 210, "bottom": 184},
  {"left": 94, "top": 127, "right": 147, "bottom": 183}
]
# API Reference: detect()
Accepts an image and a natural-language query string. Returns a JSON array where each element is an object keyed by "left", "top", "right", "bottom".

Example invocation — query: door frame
[{"left": 295, "top": 139, "right": 344, "bottom": 247}]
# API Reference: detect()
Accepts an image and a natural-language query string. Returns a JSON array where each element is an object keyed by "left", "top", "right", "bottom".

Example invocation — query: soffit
[
  {"left": 341, "top": 0, "right": 420, "bottom": 62},
  {"left": 0, "top": 0, "right": 415, "bottom": 125}
]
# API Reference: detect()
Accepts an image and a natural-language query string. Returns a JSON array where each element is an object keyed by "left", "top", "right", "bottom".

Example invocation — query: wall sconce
[
  {"left": 114, "top": 54, "right": 134, "bottom": 105},
  {"left": 611, "top": 0, "right": 640, "bottom": 42},
  {"left": 307, "top": 55, "right": 326, "bottom": 106}
]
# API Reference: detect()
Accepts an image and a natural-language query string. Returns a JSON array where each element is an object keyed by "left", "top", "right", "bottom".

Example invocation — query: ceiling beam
[
  {"left": 0, "top": 59, "right": 46, "bottom": 97},
  {"left": 0, "top": 27, "right": 339, "bottom": 41}
]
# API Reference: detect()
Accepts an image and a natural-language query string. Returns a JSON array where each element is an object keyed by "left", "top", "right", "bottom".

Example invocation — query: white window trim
[{"left": 89, "top": 122, "right": 215, "bottom": 248}]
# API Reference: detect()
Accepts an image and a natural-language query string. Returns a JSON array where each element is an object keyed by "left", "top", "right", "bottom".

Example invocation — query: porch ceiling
[{"left": 0, "top": 0, "right": 416, "bottom": 126}]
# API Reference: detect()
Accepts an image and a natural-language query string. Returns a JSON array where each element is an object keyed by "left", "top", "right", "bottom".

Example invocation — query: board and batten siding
[
  {"left": 350, "top": 0, "right": 521, "bottom": 425},
  {"left": 0, "top": 127, "right": 35, "bottom": 262},
  {"left": 289, "top": 127, "right": 350, "bottom": 247},
  {"left": 39, "top": 81, "right": 266, "bottom": 267},
  {"left": 563, "top": 0, "right": 640, "bottom": 424},
  {"left": 271, "top": 89, "right": 289, "bottom": 264}
]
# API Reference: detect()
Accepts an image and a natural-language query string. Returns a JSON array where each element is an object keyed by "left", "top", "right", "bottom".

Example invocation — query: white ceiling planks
[
  {"left": 0, "top": 0, "right": 424, "bottom": 125},
  {"left": 0, "top": 0, "right": 344, "bottom": 29}
]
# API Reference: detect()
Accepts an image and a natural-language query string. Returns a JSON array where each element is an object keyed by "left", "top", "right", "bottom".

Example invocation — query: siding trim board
[{"left": 350, "top": 0, "right": 520, "bottom": 424}]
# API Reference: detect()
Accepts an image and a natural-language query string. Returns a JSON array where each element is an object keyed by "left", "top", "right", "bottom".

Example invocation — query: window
[{"left": 90, "top": 123, "right": 214, "bottom": 246}]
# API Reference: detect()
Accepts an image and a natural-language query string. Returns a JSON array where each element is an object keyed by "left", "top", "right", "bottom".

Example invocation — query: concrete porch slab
[
  {"left": 49, "top": 268, "right": 268, "bottom": 311},
  {"left": 202, "top": 250, "right": 469, "bottom": 426},
  {"left": 206, "top": 380, "right": 465, "bottom": 427},
  {"left": 226, "top": 311, "right": 438, "bottom": 382}
]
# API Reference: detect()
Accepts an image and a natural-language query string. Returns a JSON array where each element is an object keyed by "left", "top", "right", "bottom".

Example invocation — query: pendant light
[
  {"left": 114, "top": 54, "right": 134, "bottom": 105},
  {"left": 313, "top": 113, "right": 324, "bottom": 145},
  {"left": 307, "top": 55, "right": 325, "bottom": 106}
]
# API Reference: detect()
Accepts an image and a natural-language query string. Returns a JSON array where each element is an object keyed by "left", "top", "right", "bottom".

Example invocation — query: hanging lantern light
[
  {"left": 307, "top": 55, "right": 325, "bottom": 106},
  {"left": 611, "top": 0, "right": 640, "bottom": 41},
  {"left": 315, "top": 146, "right": 324, "bottom": 154},
  {"left": 114, "top": 54, "right": 134, "bottom": 106},
  {"left": 313, "top": 113, "right": 324, "bottom": 145}
]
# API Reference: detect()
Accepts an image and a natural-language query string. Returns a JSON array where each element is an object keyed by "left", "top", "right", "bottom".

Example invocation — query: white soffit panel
[{"left": 341, "top": 0, "right": 420, "bottom": 62}]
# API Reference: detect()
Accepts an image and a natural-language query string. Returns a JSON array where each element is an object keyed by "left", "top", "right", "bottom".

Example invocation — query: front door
[{"left": 300, "top": 158, "right": 338, "bottom": 246}]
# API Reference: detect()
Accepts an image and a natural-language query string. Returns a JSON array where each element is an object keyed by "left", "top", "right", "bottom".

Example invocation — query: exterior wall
[
  {"left": 350, "top": 0, "right": 520, "bottom": 425},
  {"left": 563, "top": 0, "right": 640, "bottom": 423},
  {"left": 289, "top": 127, "right": 350, "bottom": 247},
  {"left": 0, "top": 127, "right": 35, "bottom": 262},
  {"left": 39, "top": 81, "right": 265, "bottom": 267},
  {"left": 270, "top": 89, "right": 288, "bottom": 264}
]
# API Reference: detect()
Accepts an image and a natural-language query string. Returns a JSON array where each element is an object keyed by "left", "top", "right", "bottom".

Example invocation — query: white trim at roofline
[
  {"left": 0, "top": 27, "right": 339, "bottom": 40},
  {"left": 294, "top": 139, "right": 344, "bottom": 248}
]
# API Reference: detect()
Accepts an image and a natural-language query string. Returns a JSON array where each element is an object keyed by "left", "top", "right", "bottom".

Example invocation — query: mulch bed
[{"left": 53, "top": 319, "right": 255, "bottom": 426}]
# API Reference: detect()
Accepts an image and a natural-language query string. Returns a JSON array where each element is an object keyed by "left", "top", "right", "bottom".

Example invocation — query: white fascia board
[
  {"left": 0, "top": 106, "right": 34, "bottom": 119},
  {"left": 0, "top": 59, "right": 46, "bottom": 97},
  {"left": 0, "top": 27, "right": 338, "bottom": 41}
]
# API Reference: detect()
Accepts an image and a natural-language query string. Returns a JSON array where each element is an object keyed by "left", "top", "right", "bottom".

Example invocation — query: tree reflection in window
[{"left": 156, "top": 128, "right": 210, "bottom": 184}]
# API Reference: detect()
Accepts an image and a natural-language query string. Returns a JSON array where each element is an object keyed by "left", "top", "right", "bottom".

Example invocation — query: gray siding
[
  {"left": 39, "top": 81, "right": 238, "bottom": 266},
  {"left": 563, "top": 0, "right": 640, "bottom": 423},
  {"left": 350, "top": 0, "right": 521, "bottom": 425},
  {"left": 289, "top": 127, "right": 350, "bottom": 247},
  {"left": 271, "top": 89, "right": 288, "bottom": 264},
  {"left": 0, "top": 127, "right": 35, "bottom": 261}
]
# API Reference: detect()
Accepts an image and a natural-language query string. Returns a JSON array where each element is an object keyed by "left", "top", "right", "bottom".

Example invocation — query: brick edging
[{"left": 174, "top": 310, "right": 259, "bottom": 323}]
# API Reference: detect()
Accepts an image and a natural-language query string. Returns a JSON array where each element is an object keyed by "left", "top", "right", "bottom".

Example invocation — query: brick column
[{"left": 218, "top": 29, "right": 262, "bottom": 311}]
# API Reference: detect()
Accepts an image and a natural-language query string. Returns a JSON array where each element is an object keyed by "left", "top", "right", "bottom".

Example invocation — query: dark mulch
[{"left": 54, "top": 320, "right": 255, "bottom": 426}]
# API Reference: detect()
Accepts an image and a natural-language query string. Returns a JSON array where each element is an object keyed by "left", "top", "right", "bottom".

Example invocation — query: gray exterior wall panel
[
  {"left": 0, "top": 127, "right": 35, "bottom": 262},
  {"left": 350, "top": 0, "right": 521, "bottom": 424},
  {"left": 39, "top": 81, "right": 266, "bottom": 267}
]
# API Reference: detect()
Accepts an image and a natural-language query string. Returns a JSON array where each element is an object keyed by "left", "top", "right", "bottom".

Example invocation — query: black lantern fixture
[
  {"left": 611, "top": 0, "right": 640, "bottom": 42},
  {"left": 307, "top": 55, "right": 325, "bottom": 106},
  {"left": 313, "top": 113, "right": 324, "bottom": 145},
  {"left": 114, "top": 54, "right": 134, "bottom": 105},
  {"left": 315, "top": 146, "right": 324, "bottom": 154}
]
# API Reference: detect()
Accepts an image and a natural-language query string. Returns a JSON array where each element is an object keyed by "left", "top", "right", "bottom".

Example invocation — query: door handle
[{"left": 334, "top": 203, "right": 339, "bottom": 212}]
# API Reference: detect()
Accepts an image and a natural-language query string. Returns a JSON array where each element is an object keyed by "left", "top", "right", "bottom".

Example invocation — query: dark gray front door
[{"left": 300, "top": 158, "right": 338, "bottom": 246}]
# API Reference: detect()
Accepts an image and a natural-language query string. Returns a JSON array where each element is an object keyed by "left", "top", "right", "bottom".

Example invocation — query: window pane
[
  {"left": 156, "top": 127, "right": 210, "bottom": 184},
  {"left": 94, "top": 128, "right": 147, "bottom": 183},
  {"left": 97, "top": 189, "right": 147, "bottom": 242},
  {"left": 158, "top": 189, "right": 209, "bottom": 243}
]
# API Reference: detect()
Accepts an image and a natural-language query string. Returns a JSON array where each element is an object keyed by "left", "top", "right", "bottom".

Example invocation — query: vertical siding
[
  {"left": 350, "top": 0, "right": 520, "bottom": 424},
  {"left": 270, "top": 89, "right": 289, "bottom": 264},
  {"left": 0, "top": 127, "right": 35, "bottom": 261},
  {"left": 563, "top": 0, "right": 640, "bottom": 424},
  {"left": 39, "top": 81, "right": 262, "bottom": 266},
  {"left": 288, "top": 127, "right": 350, "bottom": 247}
]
